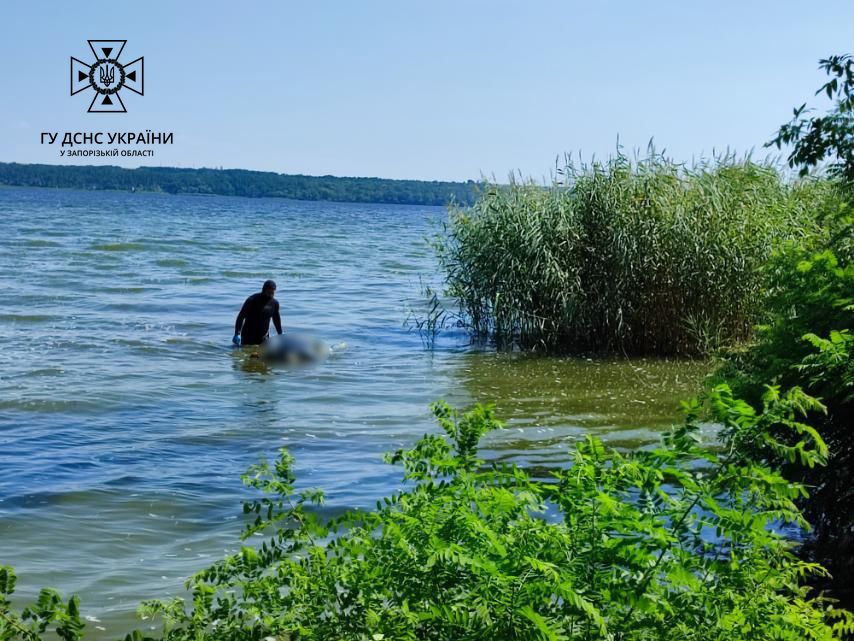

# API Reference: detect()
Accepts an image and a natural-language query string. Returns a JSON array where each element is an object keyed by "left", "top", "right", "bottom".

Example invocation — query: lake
[{"left": 0, "top": 187, "right": 708, "bottom": 637}]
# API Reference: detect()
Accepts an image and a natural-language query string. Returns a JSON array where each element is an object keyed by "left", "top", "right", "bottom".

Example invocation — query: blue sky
[{"left": 0, "top": 1, "right": 851, "bottom": 181}]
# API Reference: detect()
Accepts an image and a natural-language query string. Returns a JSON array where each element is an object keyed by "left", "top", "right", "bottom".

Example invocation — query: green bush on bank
[
  {"left": 717, "top": 203, "right": 853, "bottom": 606},
  {"left": 3, "top": 392, "right": 853, "bottom": 641},
  {"left": 437, "top": 153, "right": 837, "bottom": 355},
  {"left": 716, "top": 53, "right": 854, "bottom": 607}
]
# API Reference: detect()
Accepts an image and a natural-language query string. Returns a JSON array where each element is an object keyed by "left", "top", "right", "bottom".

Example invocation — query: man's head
[{"left": 262, "top": 279, "right": 277, "bottom": 297}]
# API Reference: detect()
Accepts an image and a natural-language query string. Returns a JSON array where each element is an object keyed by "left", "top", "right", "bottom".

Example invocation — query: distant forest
[{"left": 0, "top": 163, "right": 480, "bottom": 206}]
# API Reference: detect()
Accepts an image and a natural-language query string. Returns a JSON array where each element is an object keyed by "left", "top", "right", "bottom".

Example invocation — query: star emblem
[{"left": 70, "top": 40, "right": 144, "bottom": 113}]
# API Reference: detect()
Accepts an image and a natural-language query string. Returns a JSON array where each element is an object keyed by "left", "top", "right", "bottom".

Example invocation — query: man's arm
[
  {"left": 234, "top": 298, "right": 249, "bottom": 336},
  {"left": 272, "top": 301, "right": 283, "bottom": 335}
]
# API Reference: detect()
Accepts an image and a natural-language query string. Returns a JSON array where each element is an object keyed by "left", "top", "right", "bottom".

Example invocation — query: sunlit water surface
[{"left": 0, "top": 187, "right": 709, "bottom": 637}]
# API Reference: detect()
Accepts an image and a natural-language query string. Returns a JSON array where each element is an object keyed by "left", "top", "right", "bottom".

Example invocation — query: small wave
[
  {"left": 0, "top": 313, "right": 57, "bottom": 323},
  {"left": 6, "top": 239, "right": 63, "bottom": 247},
  {"left": 220, "top": 270, "right": 269, "bottom": 278},
  {"left": 23, "top": 368, "right": 64, "bottom": 377},
  {"left": 379, "top": 260, "right": 418, "bottom": 271},
  {"left": 328, "top": 341, "right": 348, "bottom": 354},
  {"left": 90, "top": 242, "right": 147, "bottom": 251},
  {"left": 0, "top": 398, "right": 104, "bottom": 413},
  {"left": 102, "top": 286, "right": 153, "bottom": 293},
  {"left": 155, "top": 258, "right": 189, "bottom": 267}
]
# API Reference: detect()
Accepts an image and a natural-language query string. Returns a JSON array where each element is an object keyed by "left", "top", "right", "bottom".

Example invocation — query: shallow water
[{"left": 0, "top": 187, "right": 708, "bottom": 637}]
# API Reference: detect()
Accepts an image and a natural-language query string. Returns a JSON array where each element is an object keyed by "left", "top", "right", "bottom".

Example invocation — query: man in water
[{"left": 233, "top": 279, "right": 283, "bottom": 346}]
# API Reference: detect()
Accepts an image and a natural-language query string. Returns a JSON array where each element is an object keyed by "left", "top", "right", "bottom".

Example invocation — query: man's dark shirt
[{"left": 235, "top": 293, "right": 282, "bottom": 345}]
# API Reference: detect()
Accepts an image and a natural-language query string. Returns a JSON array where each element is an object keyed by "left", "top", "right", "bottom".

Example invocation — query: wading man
[{"left": 233, "top": 279, "right": 283, "bottom": 346}]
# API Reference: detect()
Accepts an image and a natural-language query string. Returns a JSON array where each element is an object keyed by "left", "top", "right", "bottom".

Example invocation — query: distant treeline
[{"left": 0, "top": 163, "right": 479, "bottom": 206}]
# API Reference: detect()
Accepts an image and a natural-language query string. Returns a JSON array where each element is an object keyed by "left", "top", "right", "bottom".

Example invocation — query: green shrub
[
  {"left": 769, "top": 54, "right": 854, "bottom": 184},
  {"left": 0, "top": 568, "right": 84, "bottom": 641},
  {"left": 127, "top": 391, "right": 854, "bottom": 640},
  {"left": 436, "top": 153, "right": 834, "bottom": 355},
  {"left": 717, "top": 202, "right": 853, "bottom": 605},
  {"left": 6, "top": 391, "right": 850, "bottom": 641},
  {"left": 718, "top": 53, "right": 854, "bottom": 606}
]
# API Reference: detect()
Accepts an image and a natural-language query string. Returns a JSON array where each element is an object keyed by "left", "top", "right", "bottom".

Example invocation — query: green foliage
[
  {"left": 720, "top": 52, "right": 853, "bottom": 602},
  {"left": 769, "top": 54, "right": 854, "bottom": 183},
  {"left": 436, "top": 151, "right": 832, "bottom": 355},
  {"left": 3, "top": 394, "right": 853, "bottom": 639},
  {"left": 0, "top": 394, "right": 823, "bottom": 640},
  {"left": 0, "top": 163, "right": 479, "bottom": 207},
  {"left": 134, "top": 393, "right": 852, "bottom": 640},
  {"left": 723, "top": 232, "right": 853, "bottom": 401},
  {"left": 0, "top": 567, "right": 84, "bottom": 641},
  {"left": 717, "top": 201, "right": 853, "bottom": 604}
]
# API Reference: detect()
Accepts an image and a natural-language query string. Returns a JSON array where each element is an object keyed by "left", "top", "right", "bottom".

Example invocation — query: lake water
[{"left": 0, "top": 187, "right": 708, "bottom": 637}]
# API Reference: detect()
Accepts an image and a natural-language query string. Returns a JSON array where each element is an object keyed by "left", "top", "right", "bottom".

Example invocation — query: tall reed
[{"left": 437, "top": 152, "right": 834, "bottom": 355}]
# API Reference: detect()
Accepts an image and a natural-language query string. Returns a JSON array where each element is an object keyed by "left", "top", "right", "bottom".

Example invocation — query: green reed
[{"left": 437, "top": 151, "right": 836, "bottom": 355}]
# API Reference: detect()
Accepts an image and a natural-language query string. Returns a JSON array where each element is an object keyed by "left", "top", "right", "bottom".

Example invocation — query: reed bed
[{"left": 437, "top": 152, "right": 834, "bottom": 355}]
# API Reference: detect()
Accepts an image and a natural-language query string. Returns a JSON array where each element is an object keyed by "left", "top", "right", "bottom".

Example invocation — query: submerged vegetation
[
  {"left": 437, "top": 153, "right": 838, "bottom": 355},
  {"left": 3, "top": 393, "right": 853, "bottom": 641}
]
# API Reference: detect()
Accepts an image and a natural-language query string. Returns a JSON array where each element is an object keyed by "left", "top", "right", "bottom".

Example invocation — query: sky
[{"left": 0, "top": 1, "right": 851, "bottom": 182}]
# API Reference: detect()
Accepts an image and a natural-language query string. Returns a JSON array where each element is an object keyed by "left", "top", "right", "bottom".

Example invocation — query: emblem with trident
[
  {"left": 99, "top": 64, "right": 115, "bottom": 87},
  {"left": 70, "top": 40, "right": 144, "bottom": 113}
]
